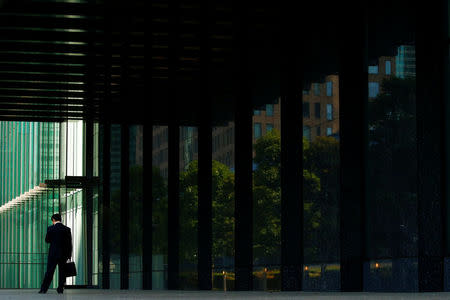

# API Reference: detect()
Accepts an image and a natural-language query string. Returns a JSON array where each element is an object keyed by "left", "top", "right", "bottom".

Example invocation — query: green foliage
[{"left": 158, "top": 128, "right": 341, "bottom": 265}]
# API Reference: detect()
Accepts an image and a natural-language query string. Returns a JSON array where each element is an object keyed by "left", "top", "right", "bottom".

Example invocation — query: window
[
  {"left": 266, "top": 104, "right": 274, "bottom": 116},
  {"left": 326, "top": 127, "right": 332, "bottom": 136},
  {"left": 326, "top": 81, "right": 333, "bottom": 96},
  {"left": 326, "top": 104, "right": 333, "bottom": 120},
  {"left": 315, "top": 103, "right": 321, "bottom": 119},
  {"left": 303, "top": 125, "right": 311, "bottom": 141},
  {"left": 254, "top": 123, "right": 262, "bottom": 139},
  {"left": 385, "top": 60, "right": 391, "bottom": 75},
  {"left": 316, "top": 126, "right": 321, "bottom": 136},
  {"left": 368, "top": 82, "right": 380, "bottom": 98},
  {"left": 266, "top": 123, "right": 274, "bottom": 132},
  {"left": 313, "top": 83, "right": 320, "bottom": 96},
  {"left": 368, "top": 65, "right": 379, "bottom": 74},
  {"left": 303, "top": 102, "right": 310, "bottom": 118},
  {"left": 302, "top": 89, "right": 310, "bottom": 95},
  {"left": 254, "top": 109, "right": 261, "bottom": 116}
]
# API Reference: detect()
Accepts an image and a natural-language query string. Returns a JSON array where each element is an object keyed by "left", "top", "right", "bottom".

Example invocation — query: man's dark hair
[{"left": 51, "top": 213, "right": 62, "bottom": 222}]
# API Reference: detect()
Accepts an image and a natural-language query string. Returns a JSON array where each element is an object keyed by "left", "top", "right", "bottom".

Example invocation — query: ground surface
[{"left": 1, "top": 290, "right": 450, "bottom": 299}]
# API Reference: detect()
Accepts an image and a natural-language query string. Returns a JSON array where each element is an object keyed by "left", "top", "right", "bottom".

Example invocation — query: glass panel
[
  {"left": 253, "top": 97, "right": 281, "bottom": 291},
  {"left": 366, "top": 0, "right": 418, "bottom": 290},
  {"left": 266, "top": 104, "right": 274, "bottom": 117},
  {"left": 212, "top": 121, "right": 235, "bottom": 291},
  {"left": 303, "top": 102, "right": 310, "bottom": 118},
  {"left": 303, "top": 70, "right": 340, "bottom": 290},
  {"left": 179, "top": 126, "right": 198, "bottom": 289},
  {"left": 129, "top": 125, "right": 144, "bottom": 289},
  {"left": 326, "top": 104, "right": 333, "bottom": 121},
  {"left": 326, "top": 81, "right": 333, "bottom": 96},
  {"left": 0, "top": 121, "right": 93, "bottom": 288},
  {"left": 109, "top": 124, "right": 121, "bottom": 288},
  {"left": 152, "top": 126, "right": 168, "bottom": 289},
  {"left": 254, "top": 123, "right": 262, "bottom": 139},
  {"left": 369, "top": 65, "right": 379, "bottom": 74},
  {"left": 385, "top": 60, "right": 391, "bottom": 75}
]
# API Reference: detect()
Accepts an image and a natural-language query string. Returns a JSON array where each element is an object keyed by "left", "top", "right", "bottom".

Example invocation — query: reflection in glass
[
  {"left": 303, "top": 74, "right": 340, "bottom": 291},
  {"left": 152, "top": 125, "right": 168, "bottom": 289},
  {"left": 179, "top": 127, "right": 199, "bottom": 289},
  {"left": 252, "top": 99, "right": 281, "bottom": 291},
  {"left": 109, "top": 124, "right": 121, "bottom": 288},
  {"left": 212, "top": 122, "right": 235, "bottom": 291},
  {"left": 0, "top": 121, "right": 94, "bottom": 288},
  {"left": 129, "top": 125, "right": 143, "bottom": 289},
  {"left": 366, "top": 11, "right": 418, "bottom": 289}
]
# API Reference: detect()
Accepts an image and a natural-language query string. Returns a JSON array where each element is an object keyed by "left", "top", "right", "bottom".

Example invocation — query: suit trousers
[{"left": 40, "top": 257, "right": 66, "bottom": 292}]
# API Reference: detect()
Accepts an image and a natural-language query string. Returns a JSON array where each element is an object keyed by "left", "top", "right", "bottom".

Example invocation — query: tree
[
  {"left": 179, "top": 160, "right": 235, "bottom": 266},
  {"left": 367, "top": 76, "right": 417, "bottom": 258}
]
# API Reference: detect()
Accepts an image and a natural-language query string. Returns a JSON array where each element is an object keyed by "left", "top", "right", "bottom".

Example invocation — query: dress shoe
[
  {"left": 57, "top": 288, "right": 64, "bottom": 294},
  {"left": 38, "top": 290, "right": 46, "bottom": 294}
]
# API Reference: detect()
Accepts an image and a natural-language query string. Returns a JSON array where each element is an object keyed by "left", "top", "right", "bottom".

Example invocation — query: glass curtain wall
[
  {"left": 109, "top": 124, "right": 122, "bottom": 288},
  {"left": 249, "top": 3, "right": 282, "bottom": 291},
  {"left": 211, "top": 121, "right": 235, "bottom": 291},
  {"left": 0, "top": 121, "right": 59, "bottom": 288},
  {"left": 0, "top": 120, "right": 97, "bottom": 288},
  {"left": 152, "top": 125, "right": 169, "bottom": 289},
  {"left": 365, "top": 0, "right": 418, "bottom": 291},
  {"left": 129, "top": 125, "right": 144, "bottom": 289},
  {"left": 301, "top": 36, "right": 341, "bottom": 290},
  {"left": 179, "top": 126, "right": 199, "bottom": 289}
]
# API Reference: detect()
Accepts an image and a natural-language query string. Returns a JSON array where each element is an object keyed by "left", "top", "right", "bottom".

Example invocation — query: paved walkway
[{"left": 1, "top": 290, "right": 450, "bottom": 300}]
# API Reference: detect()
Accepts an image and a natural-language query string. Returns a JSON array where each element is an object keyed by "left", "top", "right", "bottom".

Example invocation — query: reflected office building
[{"left": 1, "top": 0, "right": 450, "bottom": 294}]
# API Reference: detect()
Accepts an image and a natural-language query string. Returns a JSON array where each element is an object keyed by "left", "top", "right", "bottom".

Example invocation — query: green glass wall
[
  {"left": 0, "top": 120, "right": 97, "bottom": 289},
  {"left": 0, "top": 121, "right": 59, "bottom": 288}
]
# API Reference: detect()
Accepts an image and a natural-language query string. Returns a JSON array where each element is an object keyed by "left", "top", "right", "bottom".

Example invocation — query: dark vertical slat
[
  {"left": 143, "top": 0, "right": 153, "bottom": 289},
  {"left": 102, "top": 122, "right": 111, "bottom": 289},
  {"left": 142, "top": 125, "right": 152, "bottom": 289},
  {"left": 280, "top": 2, "right": 303, "bottom": 291},
  {"left": 416, "top": 0, "right": 446, "bottom": 292},
  {"left": 84, "top": 6, "right": 96, "bottom": 286},
  {"left": 338, "top": 0, "right": 367, "bottom": 292},
  {"left": 118, "top": 0, "right": 131, "bottom": 289},
  {"left": 233, "top": 0, "right": 253, "bottom": 291},
  {"left": 167, "top": 125, "right": 180, "bottom": 289},
  {"left": 443, "top": 0, "right": 450, "bottom": 263},
  {"left": 198, "top": 124, "right": 212, "bottom": 290},
  {"left": 120, "top": 124, "right": 130, "bottom": 289},
  {"left": 197, "top": 0, "right": 212, "bottom": 290},
  {"left": 85, "top": 120, "right": 94, "bottom": 287},
  {"left": 167, "top": 0, "right": 180, "bottom": 290}
]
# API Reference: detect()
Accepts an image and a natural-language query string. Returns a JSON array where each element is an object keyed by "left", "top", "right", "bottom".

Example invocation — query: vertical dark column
[
  {"left": 84, "top": 6, "right": 96, "bottom": 287},
  {"left": 101, "top": 0, "right": 113, "bottom": 289},
  {"left": 167, "top": 125, "right": 180, "bottom": 289},
  {"left": 197, "top": 0, "right": 212, "bottom": 291},
  {"left": 280, "top": 1, "right": 303, "bottom": 291},
  {"left": 338, "top": 0, "right": 367, "bottom": 292},
  {"left": 120, "top": 125, "right": 130, "bottom": 289},
  {"left": 142, "top": 125, "right": 153, "bottom": 289},
  {"left": 415, "top": 0, "right": 446, "bottom": 292},
  {"left": 233, "top": 0, "right": 253, "bottom": 291},
  {"left": 85, "top": 120, "right": 94, "bottom": 287},
  {"left": 198, "top": 125, "right": 212, "bottom": 290},
  {"left": 143, "top": 0, "right": 153, "bottom": 290},
  {"left": 444, "top": 0, "right": 450, "bottom": 278},
  {"left": 167, "top": 0, "right": 180, "bottom": 290},
  {"left": 102, "top": 123, "right": 111, "bottom": 289}
]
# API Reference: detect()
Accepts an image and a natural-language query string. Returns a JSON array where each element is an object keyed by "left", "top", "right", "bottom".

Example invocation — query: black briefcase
[{"left": 63, "top": 261, "right": 77, "bottom": 278}]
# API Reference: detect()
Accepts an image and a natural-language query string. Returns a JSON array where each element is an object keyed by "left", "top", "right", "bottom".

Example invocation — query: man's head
[{"left": 51, "top": 213, "right": 62, "bottom": 225}]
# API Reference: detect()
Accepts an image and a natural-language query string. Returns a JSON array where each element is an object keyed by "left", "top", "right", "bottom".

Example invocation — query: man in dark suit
[{"left": 39, "top": 213, "right": 73, "bottom": 294}]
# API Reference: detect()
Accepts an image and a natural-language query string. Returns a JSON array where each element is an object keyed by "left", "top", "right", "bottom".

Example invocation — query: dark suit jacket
[{"left": 45, "top": 222, "right": 72, "bottom": 261}]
